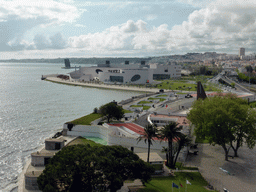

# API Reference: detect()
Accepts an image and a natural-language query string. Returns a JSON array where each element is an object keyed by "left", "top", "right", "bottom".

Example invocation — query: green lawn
[
  {"left": 138, "top": 101, "right": 153, "bottom": 104},
  {"left": 67, "top": 137, "right": 103, "bottom": 147},
  {"left": 156, "top": 80, "right": 220, "bottom": 92},
  {"left": 68, "top": 113, "right": 102, "bottom": 125},
  {"left": 139, "top": 172, "right": 217, "bottom": 192},
  {"left": 148, "top": 97, "right": 166, "bottom": 102},
  {"left": 123, "top": 109, "right": 133, "bottom": 113},
  {"left": 130, "top": 105, "right": 151, "bottom": 110}
]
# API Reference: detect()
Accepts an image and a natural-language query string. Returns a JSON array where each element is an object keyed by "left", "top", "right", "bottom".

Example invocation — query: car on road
[{"left": 185, "top": 94, "right": 193, "bottom": 98}]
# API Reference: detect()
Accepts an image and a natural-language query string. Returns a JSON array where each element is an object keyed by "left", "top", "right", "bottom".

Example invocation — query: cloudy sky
[{"left": 0, "top": 0, "right": 255, "bottom": 59}]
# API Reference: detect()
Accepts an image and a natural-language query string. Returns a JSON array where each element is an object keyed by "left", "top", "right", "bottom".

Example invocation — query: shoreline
[{"left": 45, "top": 77, "right": 165, "bottom": 93}]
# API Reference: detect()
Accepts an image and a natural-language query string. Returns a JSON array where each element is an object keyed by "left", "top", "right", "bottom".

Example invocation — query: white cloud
[
  {"left": 3, "top": 0, "right": 256, "bottom": 58},
  {"left": 34, "top": 34, "right": 51, "bottom": 50},
  {"left": 167, "top": 0, "right": 256, "bottom": 52},
  {"left": 0, "top": 0, "right": 80, "bottom": 23},
  {"left": 30, "top": 33, "right": 67, "bottom": 50},
  {"left": 50, "top": 33, "right": 67, "bottom": 49},
  {"left": 67, "top": 0, "right": 256, "bottom": 56},
  {"left": 68, "top": 20, "right": 149, "bottom": 51},
  {"left": 0, "top": 0, "right": 80, "bottom": 51}
]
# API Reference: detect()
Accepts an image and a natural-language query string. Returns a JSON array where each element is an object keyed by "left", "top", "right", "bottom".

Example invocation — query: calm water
[{"left": 0, "top": 63, "right": 140, "bottom": 192}]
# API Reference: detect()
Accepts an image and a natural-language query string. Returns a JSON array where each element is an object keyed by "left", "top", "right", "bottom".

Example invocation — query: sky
[{"left": 0, "top": 0, "right": 256, "bottom": 59}]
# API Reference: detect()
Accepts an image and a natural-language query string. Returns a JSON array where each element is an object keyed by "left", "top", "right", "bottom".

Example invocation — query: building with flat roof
[{"left": 69, "top": 61, "right": 181, "bottom": 84}]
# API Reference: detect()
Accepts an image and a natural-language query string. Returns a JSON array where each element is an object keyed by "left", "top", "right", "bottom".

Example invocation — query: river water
[{"left": 0, "top": 63, "right": 140, "bottom": 192}]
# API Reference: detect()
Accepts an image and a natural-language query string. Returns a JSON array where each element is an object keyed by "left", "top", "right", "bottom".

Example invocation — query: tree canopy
[
  {"left": 37, "top": 145, "right": 154, "bottom": 192},
  {"left": 187, "top": 94, "right": 256, "bottom": 160},
  {"left": 99, "top": 102, "right": 124, "bottom": 123},
  {"left": 137, "top": 124, "right": 158, "bottom": 163},
  {"left": 158, "top": 122, "right": 184, "bottom": 168}
]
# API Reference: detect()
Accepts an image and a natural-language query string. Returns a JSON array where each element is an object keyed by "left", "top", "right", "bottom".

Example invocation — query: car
[{"left": 185, "top": 94, "right": 193, "bottom": 98}]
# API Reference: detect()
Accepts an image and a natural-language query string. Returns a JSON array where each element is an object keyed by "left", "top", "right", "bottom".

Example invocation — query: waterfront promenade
[{"left": 45, "top": 77, "right": 162, "bottom": 93}]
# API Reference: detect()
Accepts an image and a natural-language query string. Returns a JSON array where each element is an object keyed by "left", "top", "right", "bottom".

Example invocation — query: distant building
[
  {"left": 69, "top": 61, "right": 181, "bottom": 84},
  {"left": 239, "top": 48, "right": 245, "bottom": 57}
]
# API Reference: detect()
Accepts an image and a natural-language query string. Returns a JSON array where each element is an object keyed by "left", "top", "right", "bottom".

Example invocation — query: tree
[
  {"left": 187, "top": 94, "right": 256, "bottom": 160},
  {"left": 173, "top": 135, "right": 191, "bottom": 167},
  {"left": 158, "top": 122, "right": 183, "bottom": 168},
  {"left": 137, "top": 124, "right": 158, "bottom": 163},
  {"left": 99, "top": 102, "right": 124, "bottom": 123},
  {"left": 199, "top": 66, "right": 207, "bottom": 75},
  {"left": 37, "top": 145, "right": 155, "bottom": 192},
  {"left": 229, "top": 99, "right": 256, "bottom": 157},
  {"left": 246, "top": 65, "right": 253, "bottom": 73}
]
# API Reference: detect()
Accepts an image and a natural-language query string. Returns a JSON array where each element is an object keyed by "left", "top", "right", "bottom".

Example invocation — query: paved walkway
[
  {"left": 46, "top": 77, "right": 162, "bottom": 93},
  {"left": 185, "top": 144, "right": 256, "bottom": 192}
]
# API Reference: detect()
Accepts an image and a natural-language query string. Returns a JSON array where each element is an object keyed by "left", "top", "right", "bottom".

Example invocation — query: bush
[{"left": 93, "top": 107, "right": 98, "bottom": 113}]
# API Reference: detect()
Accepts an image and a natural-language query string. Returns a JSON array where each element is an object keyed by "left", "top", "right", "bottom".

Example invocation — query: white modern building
[{"left": 69, "top": 61, "right": 181, "bottom": 84}]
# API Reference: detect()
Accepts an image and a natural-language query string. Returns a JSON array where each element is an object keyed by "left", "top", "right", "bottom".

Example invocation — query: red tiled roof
[
  {"left": 107, "top": 123, "right": 174, "bottom": 141},
  {"left": 108, "top": 123, "right": 145, "bottom": 135}
]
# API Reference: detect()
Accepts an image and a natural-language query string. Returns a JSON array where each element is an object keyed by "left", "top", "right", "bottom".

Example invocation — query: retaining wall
[{"left": 63, "top": 124, "right": 169, "bottom": 150}]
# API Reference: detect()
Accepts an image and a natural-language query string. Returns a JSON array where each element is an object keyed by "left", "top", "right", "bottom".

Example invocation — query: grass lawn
[
  {"left": 68, "top": 113, "right": 102, "bottom": 125},
  {"left": 130, "top": 105, "right": 151, "bottom": 110},
  {"left": 138, "top": 101, "right": 153, "bottom": 104},
  {"left": 67, "top": 137, "right": 103, "bottom": 147},
  {"left": 123, "top": 109, "right": 133, "bottom": 113},
  {"left": 139, "top": 172, "right": 218, "bottom": 192},
  {"left": 148, "top": 97, "right": 166, "bottom": 102},
  {"left": 156, "top": 80, "right": 220, "bottom": 92}
]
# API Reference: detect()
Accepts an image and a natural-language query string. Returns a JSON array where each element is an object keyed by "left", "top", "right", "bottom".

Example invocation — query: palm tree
[
  {"left": 173, "top": 134, "right": 191, "bottom": 167},
  {"left": 159, "top": 121, "right": 183, "bottom": 168},
  {"left": 137, "top": 124, "right": 158, "bottom": 163}
]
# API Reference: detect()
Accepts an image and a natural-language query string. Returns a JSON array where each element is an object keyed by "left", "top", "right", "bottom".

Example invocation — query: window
[
  {"left": 110, "top": 76, "right": 123, "bottom": 82},
  {"left": 165, "top": 69, "right": 168, "bottom": 72},
  {"left": 95, "top": 69, "right": 103, "bottom": 74},
  {"left": 55, "top": 143, "right": 61, "bottom": 150},
  {"left": 153, "top": 74, "right": 170, "bottom": 80},
  {"left": 131, "top": 74, "right": 141, "bottom": 82}
]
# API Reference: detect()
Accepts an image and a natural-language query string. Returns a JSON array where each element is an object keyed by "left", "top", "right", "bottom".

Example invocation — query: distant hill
[
  {"left": 0, "top": 57, "right": 152, "bottom": 64},
  {"left": 0, "top": 52, "right": 226, "bottom": 64}
]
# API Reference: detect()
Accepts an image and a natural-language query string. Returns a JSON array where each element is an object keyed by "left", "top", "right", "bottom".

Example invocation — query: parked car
[{"left": 185, "top": 94, "right": 193, "bottom": 98}]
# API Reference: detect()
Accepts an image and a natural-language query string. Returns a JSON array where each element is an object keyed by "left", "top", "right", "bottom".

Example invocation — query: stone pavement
[{"left": 185, "top": 143, "right": 256, "bottom": 192}]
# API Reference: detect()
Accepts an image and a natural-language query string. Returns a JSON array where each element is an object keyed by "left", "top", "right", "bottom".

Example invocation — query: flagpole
[{"left": 186, "top": 178, "right": 187, "bottom": 192}]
